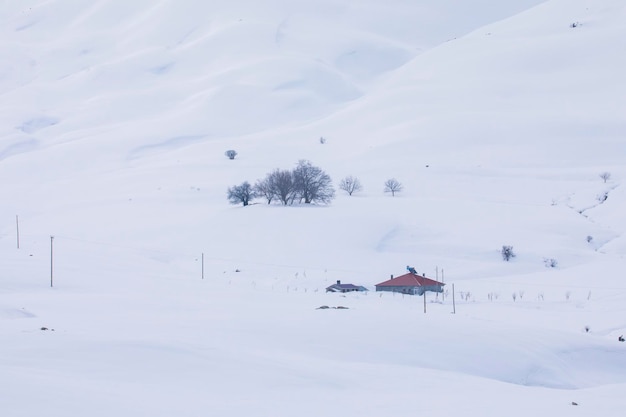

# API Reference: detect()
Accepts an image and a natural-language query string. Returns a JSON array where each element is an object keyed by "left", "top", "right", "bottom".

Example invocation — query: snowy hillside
[{"left": 2, "top": 0, "right": 626, "bottom": 416}]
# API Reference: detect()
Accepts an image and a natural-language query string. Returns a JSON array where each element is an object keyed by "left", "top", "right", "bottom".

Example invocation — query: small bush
[
  {"left": 501, "top": 245, "right": 515, "bottom": 261},
  {"left": 599, "top": 172, "right": 611, "bottom": 183},
  {"left": 543, "top": 258, "right": 558, "bottom": 268},
  {"left": 225, "top": 149, "right": 238, "bottom": 160}
]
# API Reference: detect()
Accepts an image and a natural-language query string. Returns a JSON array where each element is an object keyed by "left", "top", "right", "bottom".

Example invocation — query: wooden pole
[
  {"left": 452, "top": 283, "right": 456, "bottom": 314},
  {"left": 423, "top": 290, "right": 427, "bottom": 314},
  {"left": 50, "top": 236, "right": 54, "bottom": 288},
  {"left": 16, "top": 215, "right": 20, "bottom": 249}
]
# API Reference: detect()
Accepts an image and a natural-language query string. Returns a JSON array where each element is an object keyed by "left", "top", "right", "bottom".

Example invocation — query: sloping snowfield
[{"left": 1, "top": 0, "right": 626, "bottom": 416}]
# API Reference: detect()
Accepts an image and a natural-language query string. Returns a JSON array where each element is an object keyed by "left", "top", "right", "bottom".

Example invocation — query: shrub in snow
[
  {"left": 543, "top": 258, "right": 558, "bottom": 268},
  {"left": 501, "top": 245, "right": 515, "bottom": 261},
  {"left": 487, "top": 292, "right": 499, "bottom": 301},
  {"left": 599, "top": 172, "right": 611, "bottom": 183},
  {"left": 225, "top": 149, "right": 237, "bottom": 160}
]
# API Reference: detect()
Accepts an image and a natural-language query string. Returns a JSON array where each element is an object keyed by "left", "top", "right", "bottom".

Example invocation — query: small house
[
  {"left": 375, "top": 272, "right": 444, "bottom": 295},
  {"left": 326, "top": 280, "right": 368, "bottom": 293}
]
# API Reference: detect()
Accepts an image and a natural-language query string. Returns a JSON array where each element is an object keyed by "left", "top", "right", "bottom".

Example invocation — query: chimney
[
  {"left": 390, "top": 274, "right": 394, "bottom": 279},
  {"left": 337, "top": 280, "right": 341, "bottom": 285}
]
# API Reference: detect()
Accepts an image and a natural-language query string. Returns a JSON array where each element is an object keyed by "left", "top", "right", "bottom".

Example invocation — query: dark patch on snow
[
  {"left": 128, "top": 135, "right": 207, "bottom": 159},
  {"left": 0, "top": 138, "right": 38, "bottom": 161},
  {"left": 18, "top": 117, "right": 59, "bottom": 134},
  {"left": 149, "top": 62, "right": 175, "bottom": 75}
]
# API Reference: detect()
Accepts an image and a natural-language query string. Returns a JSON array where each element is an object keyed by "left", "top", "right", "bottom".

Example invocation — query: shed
[{"left": 326, "top": 280, "right": 368, "bottom": 293}]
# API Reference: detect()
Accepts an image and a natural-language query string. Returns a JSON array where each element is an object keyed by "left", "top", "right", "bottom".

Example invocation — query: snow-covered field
[{"left": 1, "top": 0, "right": 626, "bottom": 415}]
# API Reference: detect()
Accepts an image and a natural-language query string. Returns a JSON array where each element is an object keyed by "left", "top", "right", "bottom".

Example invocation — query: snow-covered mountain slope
[{"left": 1, "top": 1, "right": 544, "bottom": 152}]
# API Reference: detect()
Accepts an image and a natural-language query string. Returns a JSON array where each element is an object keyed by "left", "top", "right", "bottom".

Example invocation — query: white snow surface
[{"left": 2, "top": 0, "right": 626, "bottom": 416}]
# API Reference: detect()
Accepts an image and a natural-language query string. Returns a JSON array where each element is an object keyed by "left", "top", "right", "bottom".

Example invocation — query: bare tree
[
  {"left": 339, "top": 176, "right": 363, "bottom": 196},
  {"left": 254, "top": 176, "right": 274, "bottom": 204},
  {"left": 267, "top": 169, "right": 296, "bottom": 205},
  {"left": 225, "top": 150, "right": 237, "bottom": 160},
  {"left": 292, "top": 160, "right": 335, "bottom": 204},
  {"left": 384, "top": 178, "right": 403, "bottom": 196},
  {"left": 599, "top": 172, "right": 611, "bottom": 183},
  {"left": 227, "top": 181, "right": 255, "bottom": 206}
]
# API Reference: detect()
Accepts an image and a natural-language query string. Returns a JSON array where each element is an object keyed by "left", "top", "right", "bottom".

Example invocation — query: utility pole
[
  {"left": 423, "top": 290, "right": 427, "bottom": 314},
  {"left": 50, "top": 236, "right": 54, "bottom": 287}
]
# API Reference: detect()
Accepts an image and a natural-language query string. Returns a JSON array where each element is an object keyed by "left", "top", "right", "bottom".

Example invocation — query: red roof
[{"left": 376, "top": 272, "right": 444, "bottom": 287}]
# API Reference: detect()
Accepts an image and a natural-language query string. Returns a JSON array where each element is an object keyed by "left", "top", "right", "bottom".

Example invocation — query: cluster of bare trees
[
  {"left": 228, "top": 160, "right": 335, "bottom": 206},
  {"left": 228, "top": 160, "right": 406, "bottom": 206}
]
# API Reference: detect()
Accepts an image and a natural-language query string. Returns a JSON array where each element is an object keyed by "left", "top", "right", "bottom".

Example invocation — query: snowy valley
[{"left": 1, "top": 1, "right": 626, "bottom": 416}]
